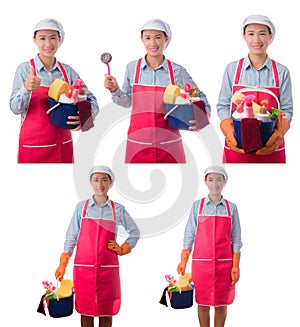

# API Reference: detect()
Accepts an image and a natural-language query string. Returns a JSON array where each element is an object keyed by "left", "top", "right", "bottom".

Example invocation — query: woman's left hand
[
  {"left": 67, "top": 114, "right": 81, "bottom": 130},
  {"left": 231, "top": 266, "right": 240, "bottom": 286}
]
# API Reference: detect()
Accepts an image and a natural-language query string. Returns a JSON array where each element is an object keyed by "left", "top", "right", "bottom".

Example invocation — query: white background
[{"left": 0, "top": 0, "right": 299, "bottom": 326}]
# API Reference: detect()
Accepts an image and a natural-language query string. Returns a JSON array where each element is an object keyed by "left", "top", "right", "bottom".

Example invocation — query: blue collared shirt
[
  {"left": 217, "top": 56, "right": 293, "bottom": 121},
  {"left": 10, "top": 55, "right": 100, "bottom": 118},
  {"left": 63, "top": 197, "right": 140, "bottom": 254},
  {"left": 182, "top": 196, "right": 242, "bottom": 253},
  {"left": 111, "top": 56, "right": 211, "bottom": 114}
]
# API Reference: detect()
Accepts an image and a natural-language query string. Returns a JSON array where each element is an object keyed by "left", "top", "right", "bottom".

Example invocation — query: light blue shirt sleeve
[
  {"left": 63, "top": 197, "right": 140, "bottom": 255},
  {"left": 10, "top": 55, "right": 99, "bottom": 118},
  {"left": 217, "top": 56, "right": 293, "bottom": 121},
  {"left": 182, "top": 197, "right": 242, "bottom": 253},
  {"left": 111, "top": 57, "right": 211, "bottom": 114}
]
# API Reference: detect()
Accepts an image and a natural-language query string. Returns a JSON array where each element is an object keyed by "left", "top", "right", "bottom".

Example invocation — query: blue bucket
[
  {"left": 48, "top": 294, "right": 74, "bottom": 318},
  {"left": 233, "top": 118, "right": 276, "bottom": 149},
  {"left": 169, "top": 289, "right": 194, "bottom": 309},
  {"left": 164, "top": 101, "right": 208, "bottom": 131},
  {"left": 48, "top": 98, "right": 80, "bottom": 130},
  {"left": 164, "top": 103, "right": 194, "bottom": 130}
]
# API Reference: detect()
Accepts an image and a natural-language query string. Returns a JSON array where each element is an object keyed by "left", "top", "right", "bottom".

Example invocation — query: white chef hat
[
  {"left": 241, "top": 15, "right": 275, "bottom": 43},
  {"left": 89, "top": 165, "right": 115, "bottom": 187},
  {"left": 33, "top": 18, "right": 65, "bottom": 46},
  {"left": 203, "top": 166, "right": 228, "bottom": 181},
  {"left": 141, "top": 18, "right": 172, "bottom": 49}
]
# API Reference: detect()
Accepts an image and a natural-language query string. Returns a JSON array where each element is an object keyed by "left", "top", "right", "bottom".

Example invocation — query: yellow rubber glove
[
  {"left": 220, "top": 118, "right": 245, "bottom": 154},
  {"left": 55, "top": 253, "right": 71, "bottom": 281},
  {"left": 107, "top": 240, "right": 132, "bottom": 255},
  {"left": 177, "top": 249, "right": 191, "bottom": 275},
  {"left": 231, "top": 253, "right": 241, "bottom": 286},
  {"left": 256, "top": 118, "right": 290, "bottom": 155}
]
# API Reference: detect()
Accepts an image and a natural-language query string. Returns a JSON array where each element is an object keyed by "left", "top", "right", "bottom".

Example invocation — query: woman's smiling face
[
  {"left": 34, "top": 29, "right": 60, "bottom": 59},
  {"left": 141, "top": 30, "right": 168, "bottom": 57},
  {"left": 243, "top": 24, "right": 273, "bottom": 55}
]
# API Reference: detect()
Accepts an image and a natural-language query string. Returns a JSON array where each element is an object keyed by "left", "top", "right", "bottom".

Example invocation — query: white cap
[
  {"left": 241, "top": 15, "right": 275, "bottom": 43},
  {"left": 33, "top": 18, "right": 65, "bottom": 46},
  {"left": 89, "top": 165, "right": 115, "bottom": 187},
  {"left": 141, "top": 18, "right": 172, "bottom": 49},
  {"left": 203, "top": 166, "right": 228, "bottom": 181}
]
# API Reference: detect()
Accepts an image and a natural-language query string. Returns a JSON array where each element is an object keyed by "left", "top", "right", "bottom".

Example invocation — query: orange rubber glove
[
  {"left": 220, "top": 118, "right": 245, "bottom": 154},
  {"left": 256, "top": 118, "right": 290, "bottom": 155},
  {"left": 177, "top": 249, "right": 191, "bottom": 275},
  {"left": 55, "top": 253, "right": 71, "bottom": 281},
  {"left": 231, "top": 252, "right": 241, "bottom": 286},
  {"left": 107, "top": 240, "right": 132, "bottom": 255}
]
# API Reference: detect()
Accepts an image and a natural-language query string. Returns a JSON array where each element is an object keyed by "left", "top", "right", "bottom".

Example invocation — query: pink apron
[
  {"left": 18, "top": 58, "right": 73, "bottom": 163},
  {"left": 223, "top": 58, "right": 285, "bottom": 163},
  {"left": 73, "top": 200, "right": 121, "bottom": 317},
  {"left": 125, "top": 58, "right": 186, "bottom": 163},
  {"left": 192, "top": 198, "right": 234, "bottom": 306}
]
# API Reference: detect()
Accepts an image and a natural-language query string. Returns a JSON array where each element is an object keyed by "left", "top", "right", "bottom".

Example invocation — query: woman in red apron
[
  {"left": 55, "top": 166, "right": 140, "bottom": 327},
  {"left": 217, "top": 15, "right": 293, "bottom": 163},
  {"left": 177, "top": 166, "right": 242, "bottom": 327},
  {"left": 104, "top": 18, "right": 211, "bottom": 163},
  {"left": 10, "top": 18, "right": 99, "bottom": 163}
]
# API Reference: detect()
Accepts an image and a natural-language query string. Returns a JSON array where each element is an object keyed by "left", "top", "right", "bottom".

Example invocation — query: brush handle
[{"left": 107, "top": 63, "right": 111, "bottom": 75}]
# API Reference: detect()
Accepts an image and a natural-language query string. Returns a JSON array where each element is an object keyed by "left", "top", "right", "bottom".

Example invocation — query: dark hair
[
  {"left": 141, "top": 30, "right": 167, "bottom": 38},
  {"left": 243, "top": 25, "right": 271, "bottom": 35},
  {"left": 33, "top": 30, "right": 60, "bottom": 38},
  {"left": 90, "top": 173, "right": 112, "bottom": 181}
]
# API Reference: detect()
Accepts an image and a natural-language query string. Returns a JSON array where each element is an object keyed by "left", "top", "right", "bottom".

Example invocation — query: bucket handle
[
  {"left": 179, "top": 273, "right": 182, "bottom": 294},
  {"left": 55, "top": 279, "right": 60, "bottom": 302},
  {"left": 164, "top": 105, "right": 179, "bottom": 120},
  {"left": 46, "top": 102, "right": 61, "bottom": 115}
]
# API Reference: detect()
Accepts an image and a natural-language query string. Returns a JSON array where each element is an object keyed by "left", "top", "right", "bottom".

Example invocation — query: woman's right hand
[
  {"left": 104, "top": 74, "right": 118, "bottom": 92},
  {"left": 177, "top": 262, "right": 186, "bottom": 275},
  {"left": 24, "top": 66, "right": 41, "bottom": 91}
]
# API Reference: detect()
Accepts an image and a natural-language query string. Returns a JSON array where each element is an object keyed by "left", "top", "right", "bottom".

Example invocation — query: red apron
[
  {"left": 73, "top": 200, "right": 121, "bottom": 317},
  {"left": 125, "top": 58, "right": 186, "bottom": 163},
  {"left": 18, "top": 59, "right": 73, "bottom": 163},
  {"left": 192, "top": 198, "right": 234, "bottom": 306},
  {"left": 223, "top": 58, "right": 285, "bottom": 163}
]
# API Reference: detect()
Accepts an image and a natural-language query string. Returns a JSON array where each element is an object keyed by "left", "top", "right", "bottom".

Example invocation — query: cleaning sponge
[
  {"left": 163, "top": 84, "right": 181, "bottom": 104},
  {"left": 48, "top": 79, "right": 70, "bottom": 101}
]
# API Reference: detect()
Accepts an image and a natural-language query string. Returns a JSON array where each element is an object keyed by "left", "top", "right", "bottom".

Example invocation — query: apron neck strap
[
  {"left": 198, "top": 198, "right": 231, "bottom": 217},
  {"left": 134, "top": 58, "right": 175, "bottom": 85},
  {"left": 82, "top": 199, "right": 117, "bottom": 221},
  {"left": 30, "top": 58, "right": 37, "bottom": 76},
  {"left": 29, "top": 58, "right": 69, "bottom": 84},
  {"left": 234, "top": 57, "right": 280, "bottom": 87},
  {"left": 110, "top": 200, "right": 117, "bottom": 221}
]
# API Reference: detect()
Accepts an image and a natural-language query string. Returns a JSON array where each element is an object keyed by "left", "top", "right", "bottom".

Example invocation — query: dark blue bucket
[
  {"left": 48, "top": 98, "right": 80, "bottom": 130},
  {"left": 169, "top": 289, "right": 194, "bottom": 309},
  {"left": 164, "top": 103, "right": 194, "bottom": 130},
  {"left": 164, "top": 101, "right": 208, "bottom": 131},
  {"left": 48, "top": 294, "right": 74, "bottom": 318},
  {"left": 233, "top": 118, "right": 276, "bottom": 149}
]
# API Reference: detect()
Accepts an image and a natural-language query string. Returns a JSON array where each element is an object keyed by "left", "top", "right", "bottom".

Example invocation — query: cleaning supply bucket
[
  {"left": 169, "top": 288, "right": 194, "bottom": 309},
  {"left": 48, "top": 293, "right": 74, "bottom": 318},
  {"left": 164, "top": 101, "right": 208, "bottom": 131},
  {"left": 47, "top": 98, "right": 80, "bottom": 130},
  {"left": 233, "top": 117, "right": 276, "bottom": 149}
]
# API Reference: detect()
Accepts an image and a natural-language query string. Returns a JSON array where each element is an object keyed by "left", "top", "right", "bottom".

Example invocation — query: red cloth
[
  {"left": 241, "top": 118, "right": 262, "bottom": 153},
  {"left": 77, "top": 100, "right": 94, "bottom": 132}
]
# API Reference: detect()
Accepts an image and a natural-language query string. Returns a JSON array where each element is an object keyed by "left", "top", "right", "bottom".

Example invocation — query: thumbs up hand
[{"left": 24, "top": 66, "right": 41, "bottom": 91}]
